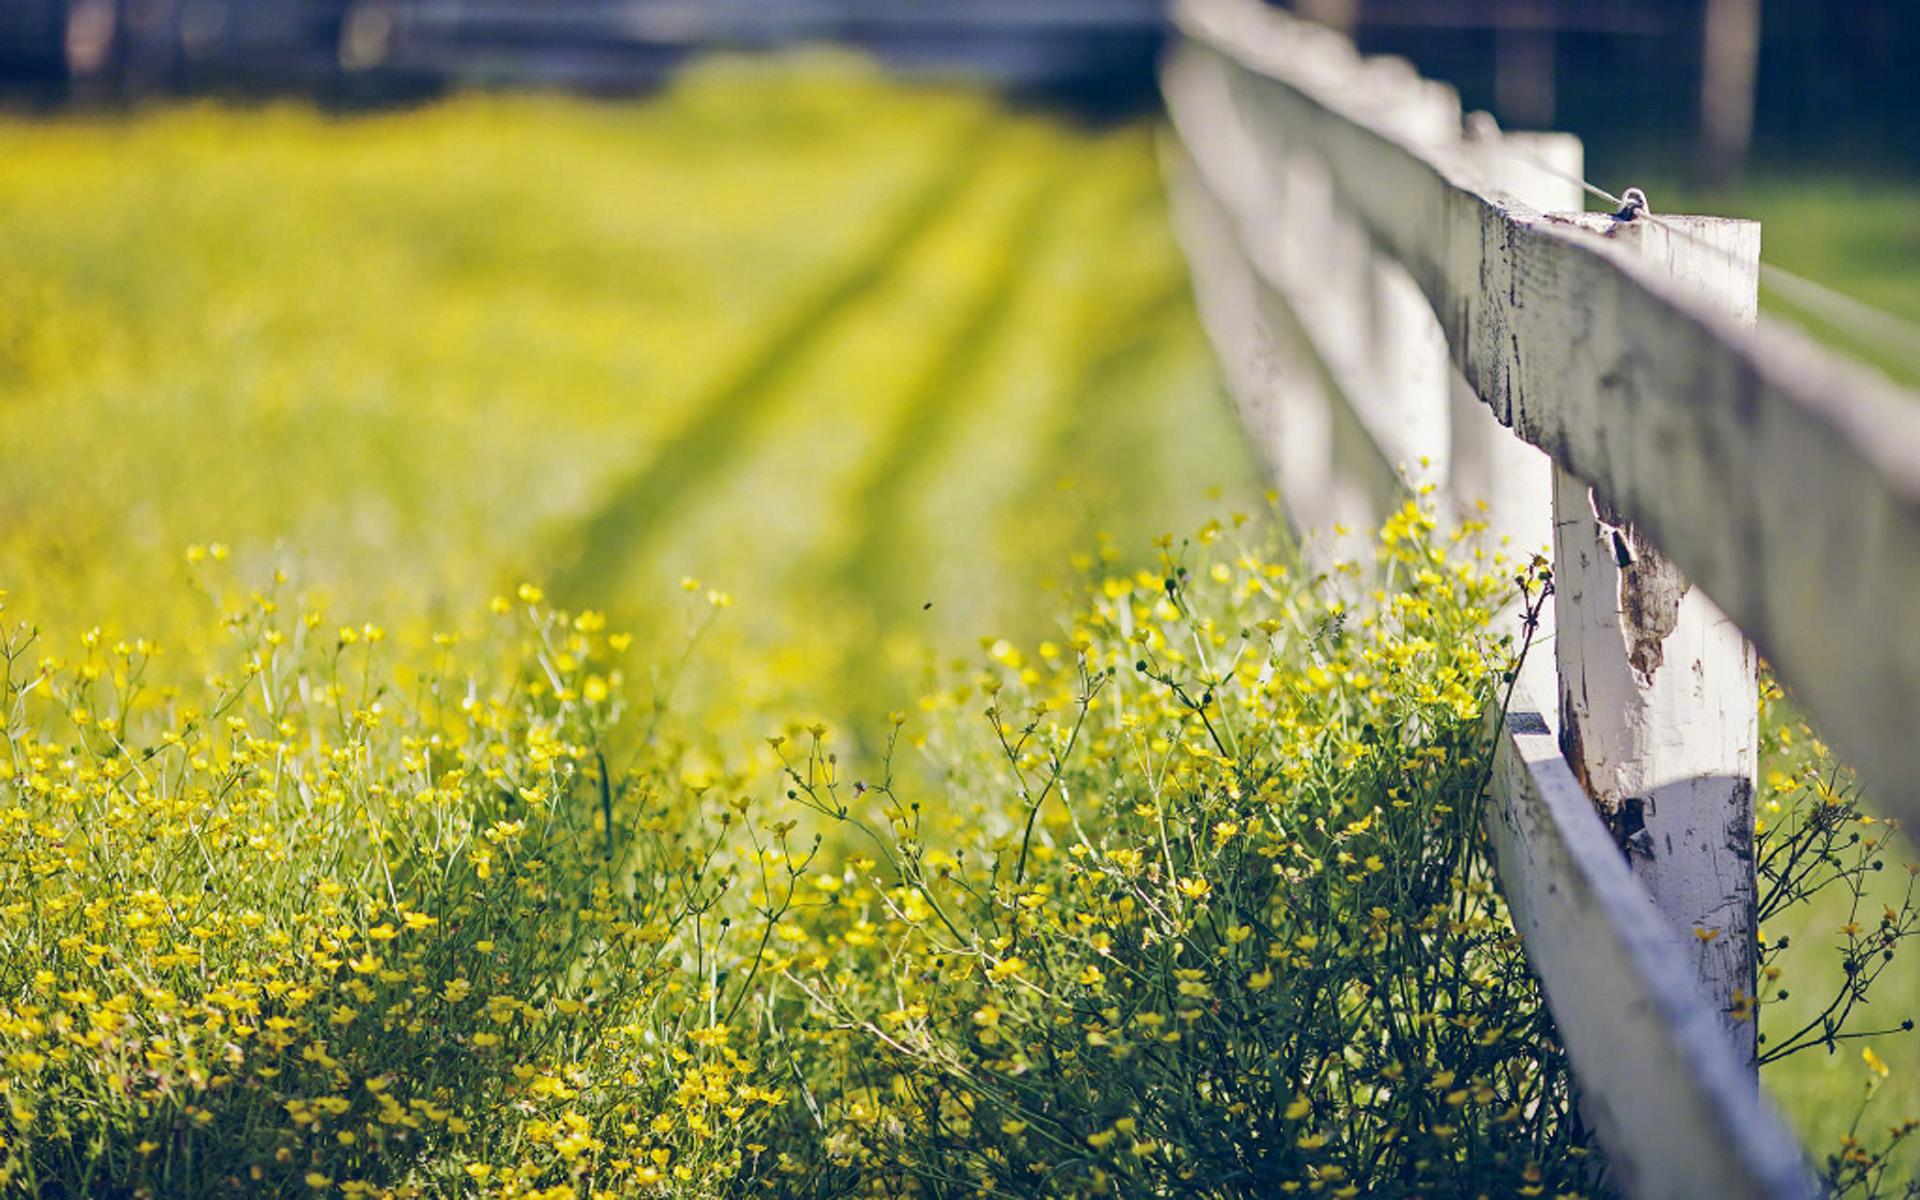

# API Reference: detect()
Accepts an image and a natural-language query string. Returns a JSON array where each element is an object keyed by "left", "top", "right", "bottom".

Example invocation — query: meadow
[{"left": 0, "top": 61, "right": 1914, "bottom": 1195}]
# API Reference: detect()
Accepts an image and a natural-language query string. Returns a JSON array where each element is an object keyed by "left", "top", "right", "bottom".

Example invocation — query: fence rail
[{"left": 1159, "top": 0, "right": 1920, "bottom": 1193}]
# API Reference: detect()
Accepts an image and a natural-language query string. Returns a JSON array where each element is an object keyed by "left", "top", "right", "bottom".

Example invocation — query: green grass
[
  {"left": 1761, "top": 767, "right": 1920, "bottom": 1176},
  {"left": 1666, "top": 175, "right": 1920, "bottom": 388},
  {"left": 0, "top": 63, "right": 1261, "bottom": 726}
]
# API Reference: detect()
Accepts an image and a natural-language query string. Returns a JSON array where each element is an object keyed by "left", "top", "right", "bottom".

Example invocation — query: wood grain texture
[
  {"left": 1447, "top": 128, "right": 1576, "bottom": 563},
  {"left": 1169, "top": 0, "right": 1920, "bottom": 836},
  {"left": 1551, "top": 215, "right": 1762, "bottom": 1066},
  {"left": 1449, "top": 128, "right": 1577, "bottom": 729}
]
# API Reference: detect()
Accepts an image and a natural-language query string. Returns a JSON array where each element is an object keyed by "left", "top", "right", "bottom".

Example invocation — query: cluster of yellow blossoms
[
  {"left": 0, "top": 577, "right": 783, "bottom": 1197},
  {"left": 1, "top": 503, "right": 1914, "bottom": 1197},
  {"left": 742, "top": 504, "right": 1597, "bottom": 1197}
]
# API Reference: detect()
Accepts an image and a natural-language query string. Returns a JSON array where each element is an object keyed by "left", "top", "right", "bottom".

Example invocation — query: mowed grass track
[{"left": 0, "top": 61, "right": 1259, "bottom": 728}]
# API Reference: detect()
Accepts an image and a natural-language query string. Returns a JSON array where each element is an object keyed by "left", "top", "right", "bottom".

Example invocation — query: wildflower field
[{"left": 0, "top": 61, "right": 1914, "bottom": 1197}]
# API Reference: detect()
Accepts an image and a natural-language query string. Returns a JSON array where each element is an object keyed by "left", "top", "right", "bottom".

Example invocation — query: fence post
[{"left": 1551, "top": 211, "right": 1763, "bottom": 1065}]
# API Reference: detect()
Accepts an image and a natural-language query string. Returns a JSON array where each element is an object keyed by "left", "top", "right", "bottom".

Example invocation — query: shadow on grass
[{"left": 544, "top": 115, "right": 998, "bottom": 603}]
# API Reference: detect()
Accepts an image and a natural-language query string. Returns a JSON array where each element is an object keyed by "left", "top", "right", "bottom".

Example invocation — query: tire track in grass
[
  {"left": 845, "top": 143, "right": 1215, "bottom": 650},
  {"left": 641, "top": 139, "right": 1053, "bottom": 579},
  {"left": 996, "top": 169, "right": 1263, "bottom": 579},
  {"left": 829, "top": 158, "right": 1075, "bottom": 620},
  {"left": 544, "top": 116, "right": 996, "bottom": 602},
  {"left": 1043, "top": 291, "right": 1259, "bottom": 526},
  {"left": 951, "top": 163, "right": 1188, "bottom": 571},
  {"left": 576, "top": 136, "right": 1075, "bottom": 735}
]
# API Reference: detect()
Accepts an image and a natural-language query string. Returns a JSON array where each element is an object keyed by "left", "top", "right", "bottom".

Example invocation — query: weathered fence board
[
  {"left": 1487, "top": 685, "right": 1813, "bottom": 1200},
  {"left": 1551, "top": 213, "right": 1764, "bottom": 1062},
  {"left": 1160, "top": 134, "right": 1401, "bottom": 547},
  {"left": 1170, "top": 0, "right": 1920, "bottom": 835},
  {"left": 1157, "top": 0, "right": 1920, "bottom": 1191},
  {"left": 1447, "top": 127, "right": 1576, "bottom": 564},
  {"left": 1163, "top": 42, "right": 1448, "bottom": 506}
]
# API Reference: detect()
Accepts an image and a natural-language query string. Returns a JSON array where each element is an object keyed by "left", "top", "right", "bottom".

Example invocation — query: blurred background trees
[{"left": 2, "top": 0, "right": 1916, "bottom": 182}]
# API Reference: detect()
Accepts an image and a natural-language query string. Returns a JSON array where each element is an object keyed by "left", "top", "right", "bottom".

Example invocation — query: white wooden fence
[{"left": 1160, "top": 0, "right": 1920, "bottom": 1194}]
